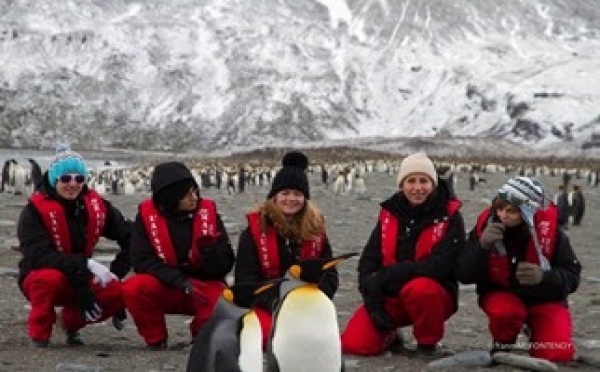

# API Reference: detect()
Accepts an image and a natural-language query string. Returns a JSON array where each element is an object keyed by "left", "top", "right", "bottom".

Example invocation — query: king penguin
[
  {"left": 186, "top": 279, "right": 283, "bottom": 372},
  {"left": 0, "top": 159, "right": 16, "bottom": 193},
  {"left": 266, "top": 253, "right": 358, "bottom": 372}
]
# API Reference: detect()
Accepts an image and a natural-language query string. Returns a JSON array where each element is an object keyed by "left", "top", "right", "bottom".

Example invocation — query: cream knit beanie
[{"left": 396, "top": 152, "right": 438, "bottom": 187}]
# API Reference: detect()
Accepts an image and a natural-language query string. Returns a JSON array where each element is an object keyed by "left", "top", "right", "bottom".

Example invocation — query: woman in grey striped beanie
[{"left": 456, "top": 176, "right": 581, "bottom": 363}]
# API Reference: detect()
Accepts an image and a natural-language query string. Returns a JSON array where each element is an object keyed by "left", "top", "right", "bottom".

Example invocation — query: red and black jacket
[
  {"left": 456, "top": 203, "right": 581, "bottom": 306},
  {"left": 235, "top": 211, "right": 338, "bottom": 311},
  {"left": 245, "top": 211, "right": 325, "bottom": 278},
  {"left": 29, "top": 189, "right": 106, "bottom": 258},
  {"left": 17, "top": 173, "right": 132, "bottom": 287},
  {"left": 474, "top": 207, "right": 558, "bottom": 288},
  {"left": 139, "top": 198, "right": 219, "bottom": 268},
  {"left": 358, "top": 178, "right": 465, "bottom": 305},
  {"left": 131, "top": 198, "right": 233, "bottom": 288}
]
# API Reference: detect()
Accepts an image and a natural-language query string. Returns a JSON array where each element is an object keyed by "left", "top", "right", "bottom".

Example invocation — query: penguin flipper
[
  {"left": 265, "top": 348, "right": 280, "bottom": 372},
  {"left": 214, "top": 322, "right": 243, "bottom": 372},
  {"left": 215, "top": 347, "right": 243, "bottom": 372},
  {"left": 265, "top": 330, "right": 281, "bottom": 372},
  {"left": 187, "top": 321, "right": 217, "bottom": 372}
]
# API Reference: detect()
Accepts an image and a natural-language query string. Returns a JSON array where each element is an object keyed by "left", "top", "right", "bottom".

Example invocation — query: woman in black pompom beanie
[
  {"left": 235, "top": 150, "right": 339, "bottom": 349},
  {"left": 267, "top": 150, "right": 310, "bottom": 199}
]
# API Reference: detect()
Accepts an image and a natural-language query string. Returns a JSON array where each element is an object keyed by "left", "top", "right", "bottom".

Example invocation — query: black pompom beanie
[
  {"left": 267, "top": 151, "right": 310, "bottom": 199},
  {"left": 151, "top": 161, "right": 198, "bottom": 209}
]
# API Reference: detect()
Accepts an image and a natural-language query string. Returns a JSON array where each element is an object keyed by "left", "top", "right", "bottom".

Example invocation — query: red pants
[
  {"left": 342, "top": 277, "right": 455, "bottom": 356},
  {"left": 122, "top": 274, "right": 224, "bottom": 345},
  {"left": 22, "top": 268, "right": 124, "bottom": 341},
  {"left": 481, "top": 292, "right": 574, "bottom": 362}
]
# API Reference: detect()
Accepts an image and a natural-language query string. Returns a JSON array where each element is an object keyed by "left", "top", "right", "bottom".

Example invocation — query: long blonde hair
[{"left": 254, "top": 198, "right": 325, "bottom": 242}]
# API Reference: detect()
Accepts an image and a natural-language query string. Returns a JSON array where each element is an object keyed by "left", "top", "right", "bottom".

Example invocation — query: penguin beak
[
  {"left": 254, "top": 278, "right": 287, "bottom": 295},
  {"left": 289, "top": 265, "right": 301, "bottom": 279},
  {"left": 322, "top": 252, "right": 359, "bottom": 270},
  {"left": 223, "top": 288, "right": 234, "bottom": 302}
]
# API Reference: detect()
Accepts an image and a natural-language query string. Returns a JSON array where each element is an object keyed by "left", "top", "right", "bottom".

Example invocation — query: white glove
[{"left": 87, "top": 259, "right": 118, "bottom": 288}]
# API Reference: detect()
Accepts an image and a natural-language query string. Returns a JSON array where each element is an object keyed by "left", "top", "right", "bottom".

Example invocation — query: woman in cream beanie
[
  {"left": 396, "top": 152, "right": 438, "bottom": 188},
  {"left": 342, "top": 151, "right": 465, "bottom": 356}
]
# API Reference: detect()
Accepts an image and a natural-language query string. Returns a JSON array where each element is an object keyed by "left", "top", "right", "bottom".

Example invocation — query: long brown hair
[{"left": 254, "top": 198, "right": 325, "bottom": 242}]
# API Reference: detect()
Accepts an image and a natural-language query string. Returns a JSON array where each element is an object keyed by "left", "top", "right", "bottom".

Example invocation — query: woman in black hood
[{"left": 122, "top": 161, "right": 234, "bottom": 349}]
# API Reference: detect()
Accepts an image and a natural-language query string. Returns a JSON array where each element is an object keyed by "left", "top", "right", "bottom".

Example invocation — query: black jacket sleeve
[
  {"left": 130, "top": 213, "right": 188, "bottom": 289},
  {"left": 357, "top": 221, "right": 385, "bottom": 296},
  {"left": 234, "top": 228, "right": 265, "bottom": 285},
  {"left": 17, "top": 204, "right": 89, "bottom": 281},
  {"left": 197, "top": 215, "right": 235, "bottom": 280},
  {"left": 455, "top": 227, "right": 491, "bottom": 284},
  {"left": 101, "top": 199, "right": 132, "bottom": 279},
  {"left": 234, "top": 228, "right": 276, "bottom": 311},
  {"left": 317, "top": 236, "right": 338, "bottom": 299}
]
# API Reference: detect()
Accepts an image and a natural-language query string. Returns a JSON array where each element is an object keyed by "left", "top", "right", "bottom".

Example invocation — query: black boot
[
  {"left": 66, "top": 331, "right": 85, "bottom": 347},
  {"left": 30, "top": 339, "right": 49, "bottom": 348}
]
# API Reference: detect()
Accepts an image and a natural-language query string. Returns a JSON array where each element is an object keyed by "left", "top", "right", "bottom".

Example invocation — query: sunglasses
[{"left": 59, "top": 174, "right": 86, "bottom": 184}]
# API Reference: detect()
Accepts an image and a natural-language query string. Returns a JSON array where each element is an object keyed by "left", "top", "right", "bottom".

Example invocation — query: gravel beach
[{"left": 1, "top": 167, "right": 599, "bottom": 371}]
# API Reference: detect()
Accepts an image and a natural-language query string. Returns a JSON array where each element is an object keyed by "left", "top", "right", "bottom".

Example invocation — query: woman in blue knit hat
[
  {"left": 456, "top": 176, "right": 581, "bottom": 362},
  {"left": 17, "top": 145, "right": 132, "bottom": 347},
  {"left": 234, "top": 151, "right": 339, "bottom": 349}
]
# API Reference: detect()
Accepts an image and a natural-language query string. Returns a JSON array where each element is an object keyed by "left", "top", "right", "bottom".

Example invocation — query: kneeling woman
[
  {"left": 456, "top": 176, "right": 581, "bottom": 362},
  {"left": 123, "top": 161, "right": 234, "bottom": 349},
  {"left": 342, "top": 152, "right": 465, "bottom": 356},
  {"left": 234, "top": 151, "right": 339, "bottom": 348}
]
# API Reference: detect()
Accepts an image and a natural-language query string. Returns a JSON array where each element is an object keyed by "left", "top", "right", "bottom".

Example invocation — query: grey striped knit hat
[{"left": 497, "top": 176, "right": 547, "bottom": 226}]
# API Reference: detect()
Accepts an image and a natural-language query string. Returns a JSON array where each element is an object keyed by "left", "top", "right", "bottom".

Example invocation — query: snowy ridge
[{"left": 0, "top": 0, "right": 599, "bottom": 154}]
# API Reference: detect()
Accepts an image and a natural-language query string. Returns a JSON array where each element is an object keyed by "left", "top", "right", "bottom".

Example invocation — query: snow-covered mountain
[{"left": 1, "top": 0, "right": 599, "bottom": 155}]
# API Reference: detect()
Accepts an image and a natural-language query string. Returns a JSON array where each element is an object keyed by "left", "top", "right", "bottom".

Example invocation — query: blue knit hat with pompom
[{"left": 47, "top": 144, "right": 88, "bottom": 188}]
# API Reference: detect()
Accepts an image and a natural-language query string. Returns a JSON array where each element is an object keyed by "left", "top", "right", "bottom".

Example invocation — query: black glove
[
  {"left": 76, "top": 289, "right": 103, "bottom": 322},
  {"left": 362, "top": 272, "right": 396, "bottom": 332},
  {"left": 382, "top": 263, "right": 415, "bottom": 294},
  {"left": 200, "top": 245, "right": 233, "bottom": 276},
  {"left": 112, "top": 308, "right": 127, "bottom": 331},
  {"left": 181, "top": 280, "right": 194, "bottom": 295},
  {"left": 369, "top": 308, "right": 396, "bottom": 332},
  {"left": 181, "top": 279, "right": 209, "bottom": 307},
  {"left": 298, "top": 258, "right": 326, "bottom": 284},
  {"left": 69, "top": 269, "right": 103, "bottom": 322}
]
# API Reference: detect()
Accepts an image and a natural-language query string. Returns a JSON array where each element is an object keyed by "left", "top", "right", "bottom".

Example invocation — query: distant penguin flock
[{"left": 2, "top": 153, "right": 598, "bottom": 202}]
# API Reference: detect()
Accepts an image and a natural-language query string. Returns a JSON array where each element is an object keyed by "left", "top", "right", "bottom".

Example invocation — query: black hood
[{"left": 151, "top": 161, "right": 196, "bottom": 198}]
